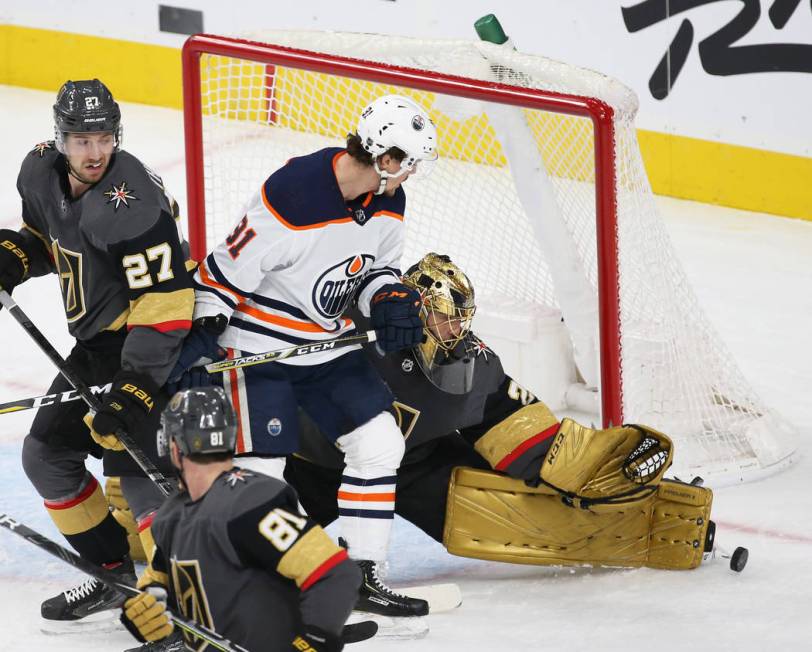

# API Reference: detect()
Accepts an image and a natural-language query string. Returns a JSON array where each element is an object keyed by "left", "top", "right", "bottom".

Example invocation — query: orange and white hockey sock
[{"left": 337, "top": 471, "right": 396, "bottom": 562}]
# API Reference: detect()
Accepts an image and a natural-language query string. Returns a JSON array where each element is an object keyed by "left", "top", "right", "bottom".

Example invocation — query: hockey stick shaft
[
  {"left": 204, "top": 330, "right": 378, "bottom": 373},
  {"left": 0, "top": 289, "right": 174, "bottom": 497},
  {"left": 0, "top": 513, "right": 247, "bottom": 652},
  {"left": 0, "top": 383, "right": 112, "bottom": 415},
  {"left": 0, "top": 331, "right": 380, "bottom": 415}
]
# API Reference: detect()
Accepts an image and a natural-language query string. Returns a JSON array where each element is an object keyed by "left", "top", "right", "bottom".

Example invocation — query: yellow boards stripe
[
  {"left": 0, "top": 25, "right": 181, "bottom": 109},
  {"left": 639, "top": 129, "right": 812, "bottom": 220},
  {"left": 1, "top": 25, "right": 809, "bottom": 220}
]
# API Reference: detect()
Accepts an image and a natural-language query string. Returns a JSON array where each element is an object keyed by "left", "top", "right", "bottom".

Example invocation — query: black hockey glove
[
  {"left": 0, "top": 229, "right": 32, "bottom": 295},
  {"left": 86, "top": 370, "right": 160, "bottom": 451},
  {"left": 369, "top": 283, "right": 423, "bottom": 353},
  {"left": 293, "top": 626, "right": 343, "bottom": 652},
  {"left": 166, "top": 315, "right": 227, "bottom": 394}
]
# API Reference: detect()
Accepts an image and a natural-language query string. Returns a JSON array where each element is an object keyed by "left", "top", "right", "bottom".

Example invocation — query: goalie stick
[
  {"left": 0, "top": 289, "right": 174, "bottom": 497},
  {"left": 0, "top": 513, "right": 378, "bottom": 647}
]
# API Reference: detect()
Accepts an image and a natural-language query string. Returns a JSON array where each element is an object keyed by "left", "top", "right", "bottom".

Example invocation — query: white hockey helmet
[{"left": 356, "top": 94, "right": 438, "bottom": 193}]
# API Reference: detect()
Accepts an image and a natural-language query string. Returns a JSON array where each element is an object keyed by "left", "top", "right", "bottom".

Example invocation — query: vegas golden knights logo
[
  {"left": 51, "top": 241, "right": 86, "bottom": 323},
  {"left": 171, "top": 559, "right": 215, "bottom": 651}
]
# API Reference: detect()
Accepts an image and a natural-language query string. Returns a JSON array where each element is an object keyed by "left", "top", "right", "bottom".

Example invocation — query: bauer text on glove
[{"left": 86, "top": 371, "right": 160, "bottom": 450}]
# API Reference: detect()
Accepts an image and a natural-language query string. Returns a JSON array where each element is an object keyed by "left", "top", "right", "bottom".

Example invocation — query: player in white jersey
[{"left": 169, "top": 95, "right": 438, "bottom": 616}]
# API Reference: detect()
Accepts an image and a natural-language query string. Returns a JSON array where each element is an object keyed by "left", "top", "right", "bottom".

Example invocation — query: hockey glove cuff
[
  {"left": 121, "top": 588, "right": 174, "bottom": 643},
  {"left": 87, "top": 370, "right": 160, "bottom": 450},
  {"left": 0, "top": 229, "right": 33, "bottom": 295},
  {"left": 369, "top": 283, "right": 423, "bottom": 353}
]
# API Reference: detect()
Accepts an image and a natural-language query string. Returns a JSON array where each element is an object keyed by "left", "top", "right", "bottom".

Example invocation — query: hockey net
[{"left": 182, "top": 31, "right": 796, "bottom": 484}]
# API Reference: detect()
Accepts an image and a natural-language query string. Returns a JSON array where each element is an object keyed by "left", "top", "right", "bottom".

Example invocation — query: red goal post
[{"left": 181, "top": 33, "right": 623, "bottom": 427}]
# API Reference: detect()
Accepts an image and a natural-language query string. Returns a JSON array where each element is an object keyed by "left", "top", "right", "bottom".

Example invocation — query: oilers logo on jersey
[
  {"left": 192, "top": 147, "right": 407, "bottom": 366},
  {"left": 312, "top": 254, "right": 375, "bottom": 319}
]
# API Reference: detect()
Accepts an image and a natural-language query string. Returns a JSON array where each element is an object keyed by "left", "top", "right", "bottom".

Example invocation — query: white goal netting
[{"left": 185, "top": 30, "right": 796, "bottom": 484}]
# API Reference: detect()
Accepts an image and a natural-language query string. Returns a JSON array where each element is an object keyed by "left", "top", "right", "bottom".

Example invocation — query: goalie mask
[
  {"left": 403, "top": 253, "right": 477, "bottom": 394},
  {"left": 356, "top": 94, "right": 438, "bottom": 194},
  {"left": 53, "top": 79, "right": 122, "bottom": 154},
  {"left": 157, "top": 386, "right": 237, "bottom": 459}
]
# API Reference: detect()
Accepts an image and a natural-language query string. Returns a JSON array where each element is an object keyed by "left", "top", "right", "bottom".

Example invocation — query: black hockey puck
[
  {"left": 704, "top": 520, "right": 716, "bottom": 553},
  {"left": 730, "top": 546, "right": 748, "bottom": 572}
]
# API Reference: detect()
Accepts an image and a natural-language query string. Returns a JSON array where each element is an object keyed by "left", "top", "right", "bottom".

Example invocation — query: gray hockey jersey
[
  {"left": 14, "top": 141, "right": 193, "bottom": 383},
  {"left": 150, "top": 468, "right": 359, "bottom": 651}
]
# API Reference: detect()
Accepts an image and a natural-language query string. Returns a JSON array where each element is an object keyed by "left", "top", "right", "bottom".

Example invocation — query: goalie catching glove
[
  {"left": 121, "top": 587, "right": 174, "bottom": 644},
  {"left": 369, "top": 283, "right": 423, "bottom": 352},
  {"left": 474, "top": 401, "right": 673, "bottom": 508},
  {"left": 539, "top": 419, "right": 673, "bottom": 507},
  {"left": 85, "top": 370, "right": 160, "bottom": 451}
]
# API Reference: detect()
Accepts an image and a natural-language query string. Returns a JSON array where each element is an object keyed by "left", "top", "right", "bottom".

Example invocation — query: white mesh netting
[{"left": 188, "top": 30, "right": 796, "bottom": 483}]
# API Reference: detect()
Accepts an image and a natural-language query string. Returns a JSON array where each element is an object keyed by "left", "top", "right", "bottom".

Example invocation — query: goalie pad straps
[
  {"left": 105, "top": 477, "right": 148, "bottom": 562},
  {"left": 473, "top": 402, "right": 559, "bottom": 480},
  {"left": 443, "top": 467, "right": 712, "bottom": 570},
  {"left": 539, "top": 419, "right": 674, "bottom": 508}
]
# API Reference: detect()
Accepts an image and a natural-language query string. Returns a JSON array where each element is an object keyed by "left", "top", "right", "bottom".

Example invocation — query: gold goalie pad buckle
[{"left": 443, "top": 467, "right": 713, "bottom": 570}]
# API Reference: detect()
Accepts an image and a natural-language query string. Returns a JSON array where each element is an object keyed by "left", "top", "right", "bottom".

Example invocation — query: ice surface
[{"left": 0, "top": 86, "right": 809, "bottom": 651}]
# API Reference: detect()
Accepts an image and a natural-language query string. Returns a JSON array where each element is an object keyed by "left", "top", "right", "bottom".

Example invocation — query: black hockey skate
[
  {"left": 124, "top": 630, "right": 186, "bottom": 652},
  {"left": 356, "top": 559, "right": 429, "bottom": 617},
  {"left": 41, "top": 557, "right": 136, "bottom": 621}
]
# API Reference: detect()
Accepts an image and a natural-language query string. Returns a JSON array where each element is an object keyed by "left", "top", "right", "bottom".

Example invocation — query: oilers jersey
[{"left": 193, "top": 147, "right": 406, "bottom": 365}]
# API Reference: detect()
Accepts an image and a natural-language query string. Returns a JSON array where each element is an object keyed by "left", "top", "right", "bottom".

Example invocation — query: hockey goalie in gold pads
[
  {"left": 446, "top": 403, "right": 711, "bottom": 570},
  {"left": 283, "top": 253, "right": 715, "bottom": 572}
]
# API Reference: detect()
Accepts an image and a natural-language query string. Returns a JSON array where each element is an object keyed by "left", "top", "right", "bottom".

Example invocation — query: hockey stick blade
[
  {"left": 205, "top": 330, "right": 377, "bottom": 374},
  {"left": 402, "top": 583, "right": 462, "bottom": 613},
  {"left": 341, "top": 620, "right": 379, "bottom": 644}
]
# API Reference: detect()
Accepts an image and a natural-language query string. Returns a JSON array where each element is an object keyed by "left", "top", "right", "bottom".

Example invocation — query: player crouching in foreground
[
  {"left": 121, "top": 386, "right": 360, "bottom": 652},
  {"left": 285, "top": 253, "right": 716, "bottom": 575}
]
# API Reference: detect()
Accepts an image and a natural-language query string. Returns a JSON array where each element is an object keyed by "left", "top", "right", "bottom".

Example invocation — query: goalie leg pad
[
  {"left": 443, "top": 467, "right": 711, "bottom": 570},
  {"left": 105, "top": 477, "right": 147, "bottom": 562}
]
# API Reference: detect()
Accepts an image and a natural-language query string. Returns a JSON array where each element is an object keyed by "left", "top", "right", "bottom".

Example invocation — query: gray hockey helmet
[
  {"left": 53, "top": 79, "right": 122, "bottom": 153},
  {"left": 158, "top": 386, "right": 237, "bottom": 458}
]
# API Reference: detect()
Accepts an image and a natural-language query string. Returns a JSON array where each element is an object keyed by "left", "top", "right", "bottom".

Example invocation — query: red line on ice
[{"left": 716, "top": 520, "right": 812, "bottom": 544}]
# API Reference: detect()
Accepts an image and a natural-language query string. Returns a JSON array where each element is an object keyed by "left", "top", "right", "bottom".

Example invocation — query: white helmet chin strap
[{"left": 373, "top": 157, "right": 412, "bottom": 195}]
